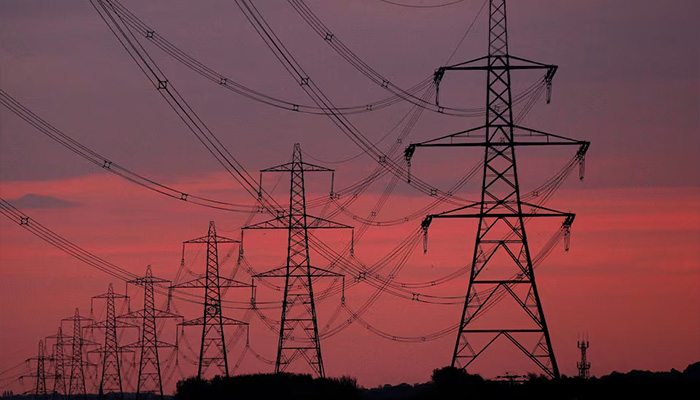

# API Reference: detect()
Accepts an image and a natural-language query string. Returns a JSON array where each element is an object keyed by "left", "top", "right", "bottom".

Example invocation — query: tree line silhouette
[{"left": 171, "top": 361, "right": 699, "bottom": 400}]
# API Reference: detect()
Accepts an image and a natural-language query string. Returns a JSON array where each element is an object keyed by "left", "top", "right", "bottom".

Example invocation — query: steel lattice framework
[
  {"left": 46, "top": 326, "right": 68, "bottom": 398},
  {"left": 23, "top": 340, "right": 51, "bottom": 400},
  {"left": 122, "top": 266, "right": 181, "bottom": 400},
  {"left": 406, "top": 0, "right": 589, "bottom": 378},
  {"left": 244, "top": 143, "right": 350, "bottom": 378},
  {"left": 577, "top": 339, "right": 591, "bottom": 379},
  {"left": 62, "top": 309, "right": 95, "bottom": 399},
  {"left": 88, "top": 284, "right": 134, "bottom": 399},
  {"left": 171, "top": 221, "right": 250, "bottom": 378}
]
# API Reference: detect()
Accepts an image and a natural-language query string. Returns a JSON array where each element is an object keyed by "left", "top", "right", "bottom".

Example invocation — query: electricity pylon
[
  {"left": 61, "top": 309, "right": 96, "bottom": 399},
  {"left": 171, "top": 221, "right": 250, "bottom": 379},
  {"left": 88, "top": 284, "right": 134, "bottom": 399},
  {"left": 22, "top": 340, "right": 51, "bottom": 400},
  {"left": 121, "top": 266, "right": 181, "bottom": 399},
  {"left": 577, "top": 337, "right": 590, "bottom": 379},
  {"left": 406, "top": 0, "right": 589, "bottom": 378},
  {"left": 46, "top": 326, "right": 68, "bottom": 399},
  {"left": 244, "top": 143, "right": 350, "bottom": 378}
]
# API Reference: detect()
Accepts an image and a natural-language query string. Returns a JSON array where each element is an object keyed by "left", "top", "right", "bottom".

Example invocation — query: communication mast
[
  {"left": 406, "top": 0, "right": 589, "bottom": 378},
  {"left": 577, "top": 337, "right": 590, "bottom": 379},
  {"left": 244, "top": 143, "right": 350, "bottom": 378}
]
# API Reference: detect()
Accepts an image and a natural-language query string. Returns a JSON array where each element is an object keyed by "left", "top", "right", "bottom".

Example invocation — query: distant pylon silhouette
[
  {"left": 577, "top": 337, "right": 590, "bottom": 379},
  {"left": 23, "top": 340, "right": 51, "bottom": 400},
  {"left": 244, "top": 143, "right": 351, "bottom": 378},
  {"left": 88, "top": 283, "right": 134, "bottom": 399},
  {"left": 122, "top": 266, "right": 181, "bottom": 400},
  {"left": 171, "top": 221, "right": 250, "bottom": 378},
  {"left": 62, "top": 309, "right": 95, "bottom": 399},
  {"left": 46, "top": 326, "right": 68, "bottom": 399},
  {"left": 406, "top": 0, "right": 589, "bottom": 378}
]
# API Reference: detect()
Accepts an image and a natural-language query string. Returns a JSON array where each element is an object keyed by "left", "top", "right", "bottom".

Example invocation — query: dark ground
[{"left": 3, "top": 362, "right": 697, "bottom": 399}]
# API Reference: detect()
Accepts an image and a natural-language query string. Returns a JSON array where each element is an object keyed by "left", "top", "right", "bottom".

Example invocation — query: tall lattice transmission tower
[
  {"left": 122, "top": 266, "right": 181, "bottom": 399},
  {"left": 406, "top": 0, "right": 589, "bottom": 378},
  {"left": 243, "top": 143, "right": 350, "bottom": 378},
  {"left": 88, "top": 283, "right": 133, "bottom": 399},
  {"left": 22, "top": 340, "right": 52, "bottom": 400},
  {"left": 62, "top": 309, "right": 96, "bottom": 399},
  {"left": 577, "top": 338, "right": 590, "bottom": 379},
  {"left": 46, "top": 326, "right": 69, "bottom": 399},
  {"left": 171, "top": 221, "right": 250, "bottom": 379}
]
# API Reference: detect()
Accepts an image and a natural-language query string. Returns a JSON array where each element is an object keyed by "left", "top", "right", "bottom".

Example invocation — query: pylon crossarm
[
  {"left": 171, "top": 276, "right": 250, "bottom": 289},
  {"left": 170, "top": 277, "right": 207, "bottom": 288},
  {"left": 121, "top": 340, "right": 177, "bottom": 350},
  {"left": 243, "top": 215, "right": 288, "bottom": 230},
  {"left": 513, "top": 125, "right": 589, "bottom": 146},
  {"left": 255, "top": 265, "right": 342, "bottom": 278},
  {"left": 412, "top": 126, "right": 486, "bottom": 148},
  {"left": 427, "top": 202, "right": 572, "bottom": 220},
  {"left": 153, "top": 310, "right": 183, "bottom": 319},
  {"left": 184, "top": 235, "right": 240, "bottom": 244},
  {"left": 180, "top": 316, "right": 247, "bottom": 326},
  {"left": 262, "top": 160, "right": 334, "bottom": 173},
  {"left": 85, "top": 320, "right": 137, "bottom": 329},
  {"left": 442, "top": 54, "right": 555, "bottom": 71},
  {"left": 306, "top": 215, "right": 353, "bottom": 229}
]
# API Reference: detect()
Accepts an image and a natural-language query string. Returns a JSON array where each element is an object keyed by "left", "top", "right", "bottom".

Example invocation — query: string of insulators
[
  {"left": 545, "top": 66, "right": 557, "bottom": 104},
  {"left": 421, "top": 216, "right": 432, "bottom": 254},
  {"left": 404, "top": 144, "right": 415, "bottom": 184},
  {"left": 576, "top": 142, "right": 589, "bottom": 181},
  {"left": 350, "top": 229, "right": 355, "bottom": 256},
  {"left": 563, "top": 214, "right": 575, "bottom": 252},
  {"left": 433, "top": 67, "right": 445, "bottom": 106}
]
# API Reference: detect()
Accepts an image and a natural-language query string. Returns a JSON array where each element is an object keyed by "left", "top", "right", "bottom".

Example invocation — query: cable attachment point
[
  {"left": 434, "top": 67, "right": 445, "bottom": 106},
  {"left": 545, "top": 66, "right": 557, "bottom": 104},
  {"left": 421, "top": 216, "right": 433, "bottom": 254},
  {"left": 563, "top": 214, "right": 575, "bottom": 252},
  {"left": 145, "top": 30, "right": 154, "bottom": 39},
  {"left": 576, "top": 142, "right": 589, "bottom": 181},
  {"left": 404, "top": 144, "right": 416, "bottom": 183}
]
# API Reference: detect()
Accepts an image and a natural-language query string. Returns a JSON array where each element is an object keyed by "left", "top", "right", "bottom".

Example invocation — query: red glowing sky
[{"left": 1, "top": 0, "right": 698, "bottom": 393}]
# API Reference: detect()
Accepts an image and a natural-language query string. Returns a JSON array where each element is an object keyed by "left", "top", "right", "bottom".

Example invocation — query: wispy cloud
[{"left": 8, "top": 193, "right": 79, "bottom": 209}]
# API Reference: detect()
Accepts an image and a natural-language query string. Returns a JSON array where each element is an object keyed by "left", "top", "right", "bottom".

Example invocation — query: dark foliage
[
  {"left": 175, "top": 373, "right": 360, "bottom": 400},
  {"left": 168, "top": 362, "right": 700, "bottom": 400}
]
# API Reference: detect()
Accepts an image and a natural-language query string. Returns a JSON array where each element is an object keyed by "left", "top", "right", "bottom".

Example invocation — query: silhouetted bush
[{"left": 175, "top": 372, "right": 361, "bottom": 400}]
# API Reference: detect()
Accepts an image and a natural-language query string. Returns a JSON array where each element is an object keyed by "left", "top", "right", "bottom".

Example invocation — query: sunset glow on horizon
[{"left": 1, "top": 0, "right": 698, "bottom": 394}]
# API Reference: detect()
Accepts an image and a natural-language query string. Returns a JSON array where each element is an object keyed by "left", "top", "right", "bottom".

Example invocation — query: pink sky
[{"left": 1, "top": 0, "right": 699, "bottom": 393}]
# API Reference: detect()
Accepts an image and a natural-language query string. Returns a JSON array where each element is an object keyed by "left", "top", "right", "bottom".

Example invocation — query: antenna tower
[
  {"left": 406, "top": 0, "right": 589, "bottom": 378},
  {"left": 89, "top": 283, "right": 133, "bottom": 399},
  {"left": 171, "top": 221, "right": 250, "bottom": 378},
  {"left": 244, "top": 143, "right": 350, "bottom": 378},
  {"left": 577, "top": 338, "right": 590, "bottom": 379},
  {"left": 122, "top": 266, "right": 181, "bottom": 399}
]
